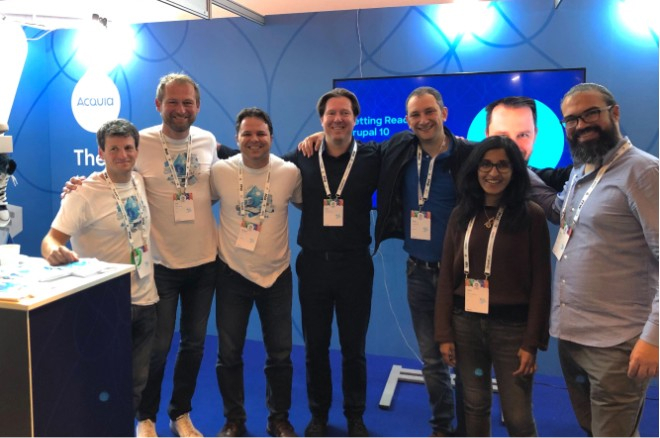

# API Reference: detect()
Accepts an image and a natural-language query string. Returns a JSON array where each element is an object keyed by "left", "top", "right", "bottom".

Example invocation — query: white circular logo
[{"left": 71, "top": 71, "right": 121, "bottom": 133}]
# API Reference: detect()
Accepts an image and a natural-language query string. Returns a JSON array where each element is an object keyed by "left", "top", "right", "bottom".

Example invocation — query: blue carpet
[{"left": 149, "top": 334, "right": 658, "bottom": 437}]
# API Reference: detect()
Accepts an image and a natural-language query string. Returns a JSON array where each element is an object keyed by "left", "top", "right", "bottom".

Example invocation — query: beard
[
  {"left": 568, "top": 123, "right": 619, "bottom": 166},
  {"left": 163, "top": 113, "right": 196, "bottom": 134}
]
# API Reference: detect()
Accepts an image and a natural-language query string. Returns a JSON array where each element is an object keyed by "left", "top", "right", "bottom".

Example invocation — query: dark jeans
[
  {"left": 406, "top": 259, "right": 459, "bottom": 435},
  {"left": 131, "top": 303, "right": 157, "bottom": 414},
  {"left": 215, "top": 261, "right": 293, "bottom": 423},
  {"left": 137, "top": 259, "right": 218, "bottom": 421},
  {"left": 296, "top": 249, "right": 374, "bottom": 420},
  {"left": 452, "top": 309, "right": 537, "bottom": 437}
]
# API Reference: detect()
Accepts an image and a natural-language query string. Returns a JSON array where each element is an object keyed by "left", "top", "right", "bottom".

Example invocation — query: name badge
[
  {"left": 133, "top": 232, "right": 145, "bottom": 249},
  {"left": 410, "top": 210, "right": 431, "bottom": 240},
  {"left": 132, "top": 246, "right": 152, "bottom": 279},
  {"left": 465, "top": 278, "right": 489, "bottom": 314},
  {"left": 552, "top": 225, "right": 572, "bottom": 260},
  {"left": 323, "top": 199, "right": 344, "bottom": 227},
  {"left": 235, "top": 220, "right": 260, "bottom": 252},
  {"left": 173, "top": 192, "right": 195, "bottom": 222}
]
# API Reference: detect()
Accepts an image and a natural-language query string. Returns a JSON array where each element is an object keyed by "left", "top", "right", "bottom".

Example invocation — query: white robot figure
[{"left": 0, "top": 122, "right": 17, "bottom": 228}]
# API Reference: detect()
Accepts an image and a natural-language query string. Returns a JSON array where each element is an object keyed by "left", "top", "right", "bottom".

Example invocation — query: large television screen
[{"left": 334, "top": 68, "right": 586, "bottom": 170}]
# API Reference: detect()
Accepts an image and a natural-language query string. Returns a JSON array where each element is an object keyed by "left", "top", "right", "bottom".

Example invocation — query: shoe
[
  {"left": 266, "top": 419, "right": 298, "bottom": 437},
  {"left": 347, "top": 417, "right": 368, "bottom": 437},
  {"left": 304, "top": 417, "right": 327, "bottom": 437},
  {"left": 217, "top": 421, "right": 246, "bottom": 437},
  {"left": 170, "top": 413, "right": 203, "bottom": 437},
  {"left": 136, "top": 419, "right": 158, "bottom": 437}
]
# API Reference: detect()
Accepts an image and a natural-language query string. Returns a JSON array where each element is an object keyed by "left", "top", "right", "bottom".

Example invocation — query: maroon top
[{"left": 434, "top": 201, "right": 551, "bottom": 353}]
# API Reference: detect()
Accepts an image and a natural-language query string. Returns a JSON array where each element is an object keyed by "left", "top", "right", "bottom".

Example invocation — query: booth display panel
[{"left": 0, "top": 258, "right": 134, "bottom": 437}]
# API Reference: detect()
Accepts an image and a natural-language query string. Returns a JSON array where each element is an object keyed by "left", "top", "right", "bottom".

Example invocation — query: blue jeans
[
  {"left": 406, "top": 259, "right": 457, "bottom": 435},
  {"left": 296, "top": 249, "right": 373, "bottom": 420},
  {"left": 215, "top": 261, "right": 293, "bottom": 423},
  {"left": 131, "top": 303, "right": 157, "bottom": 414},
  {"left": 137, "top": 259, "right": 218, "bottom": 421},
  {"left": 558, "top": 338, "right": 651, "bottom": 437},
  {"left": 452, "top": 309, "right": 537, "bottom": 437}
]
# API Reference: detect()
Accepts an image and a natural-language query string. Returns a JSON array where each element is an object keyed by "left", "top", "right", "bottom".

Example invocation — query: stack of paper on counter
[{"left": 0, "top": 257, "right": 113, "bottom": 302}]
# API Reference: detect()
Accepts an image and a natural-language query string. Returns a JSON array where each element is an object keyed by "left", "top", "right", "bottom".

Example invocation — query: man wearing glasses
[
  {"left": 534, "top": 82, "right": 658, "bottom": 437},
  {"left": 300, "top": 87, "right": 570, "bottom": 437}
]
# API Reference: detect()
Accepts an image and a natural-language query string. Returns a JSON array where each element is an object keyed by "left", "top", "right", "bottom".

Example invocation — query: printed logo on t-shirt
[
  {"left": 115, "top": 195, "right": 145, "bottom": 231},
  {"left": 164, "top": 152, "right": 200, "bottom": 186},
  {"left": 235, "top": 185, "right": 274, "bottom": 218}
]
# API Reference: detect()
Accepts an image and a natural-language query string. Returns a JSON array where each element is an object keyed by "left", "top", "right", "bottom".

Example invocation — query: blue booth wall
[{"left": 7, "top": 0, "right": 658, "bottom": 375}]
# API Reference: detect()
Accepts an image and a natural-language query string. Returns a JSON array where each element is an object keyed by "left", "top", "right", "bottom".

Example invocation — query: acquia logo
[
  {"left": 71, "top": 71, "right": 121, "bottom": 133},
  {"left": 76, "top": 97, "right": 116, "bottom": 107}
]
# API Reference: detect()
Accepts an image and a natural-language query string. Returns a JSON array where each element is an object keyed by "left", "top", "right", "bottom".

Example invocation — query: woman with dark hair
[{"left": 434, "top": 135, "right": 551, "bottom": 436}]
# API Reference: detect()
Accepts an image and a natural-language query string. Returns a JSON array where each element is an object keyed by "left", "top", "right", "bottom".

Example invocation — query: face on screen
[
  {"left": 487, "top": 104, "right": 537, "bottom": 161},
  {"left": 405, "top": 93, "right": 448, "bottom": 145},
  {"left": 336, "top": 69, "right": 585, "bottom": 169}
]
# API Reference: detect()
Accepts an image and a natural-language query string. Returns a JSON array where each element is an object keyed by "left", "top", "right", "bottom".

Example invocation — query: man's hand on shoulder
[
  {"left": 627, "top": 338, "right": 659, "bottom": 380},
  {"left": 60, "top": 175, "right": 86, "bottom": 199},
  {"left": 298, "top": 132, "right": 324, "bottom": 158}
]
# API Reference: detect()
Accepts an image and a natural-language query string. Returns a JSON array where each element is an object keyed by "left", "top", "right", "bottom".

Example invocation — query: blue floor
[{"left": 149, "top": 334, "right": 659, "bottom": 437}]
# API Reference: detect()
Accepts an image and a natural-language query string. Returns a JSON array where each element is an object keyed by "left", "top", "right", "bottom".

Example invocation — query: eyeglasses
[
  {"left": 561, "top": 105, "right": 613, "bottom": 129},
  {"left": 478, "top": 160, "right": 511, "bottom": 173}
]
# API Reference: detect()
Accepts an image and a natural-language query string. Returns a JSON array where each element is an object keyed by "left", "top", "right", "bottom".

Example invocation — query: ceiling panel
[{"left": 0, "top": 0, "right": 456, "bottom": 29}]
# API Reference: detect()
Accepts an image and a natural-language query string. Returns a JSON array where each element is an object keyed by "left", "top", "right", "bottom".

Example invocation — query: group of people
[{"left": 40, "top": 71, "right": 657, "bottom": 438}]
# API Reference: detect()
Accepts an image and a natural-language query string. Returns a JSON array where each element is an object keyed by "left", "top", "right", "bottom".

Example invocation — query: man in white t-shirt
[
  {"left": 65, "top": 73, "right": 217, "bottom": 438},
  {"left": 134, "top": 73, "right": 220, "bottom": 438},
  {"left": 42, "top": 118, "right": 159, "bottom": 416},
  {"left": 211, "top": 108, "right": 302, "bottom": 438}
]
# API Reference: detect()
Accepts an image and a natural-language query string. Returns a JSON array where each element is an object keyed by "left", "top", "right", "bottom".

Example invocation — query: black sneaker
[
  {"left": 347, "top": 417, "right": 368, "bottom": 437},
  {"left": 304, "top": 417, "right": 328, "bottom": 437}
]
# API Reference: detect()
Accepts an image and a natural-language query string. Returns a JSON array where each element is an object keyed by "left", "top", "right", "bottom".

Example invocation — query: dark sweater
[{"left": 434, "top": 201, "right": 551, "bottom": 353}]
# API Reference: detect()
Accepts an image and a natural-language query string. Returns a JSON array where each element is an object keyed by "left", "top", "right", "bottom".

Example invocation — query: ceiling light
[{"left": 0, "top": 20, "right": 28, "bottom": 125}]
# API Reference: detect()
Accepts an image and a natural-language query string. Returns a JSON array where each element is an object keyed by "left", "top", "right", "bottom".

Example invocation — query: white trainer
[
  {"left": 170, "top": 413, "right": 203, "bottom": 437},
  {"left": 136, "top": 419, "right": 158, "bottom": 437}
]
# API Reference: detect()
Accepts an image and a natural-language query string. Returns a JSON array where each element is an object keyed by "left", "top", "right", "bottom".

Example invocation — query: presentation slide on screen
[{"left": 335, "top": 68, "right": 585, "bottom": 170}]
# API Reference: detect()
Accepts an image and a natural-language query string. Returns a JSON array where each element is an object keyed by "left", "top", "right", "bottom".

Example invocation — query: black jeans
[
  {"left": 215, "top": 261, "right": 293, "bottom": 423},
  {"left": 296, "top": 248, "right": 374, "bottom": 420},
  {"left": 131, "top": 303, "right": 157, "bottom": 414},
  {"left": 137, "top": 259, "right": 218, "bottom": 421}
]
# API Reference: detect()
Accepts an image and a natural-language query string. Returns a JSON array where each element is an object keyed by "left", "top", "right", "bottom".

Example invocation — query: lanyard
[
  {"left": 102, "top": 171, "right": 148, "bottom": 266},
  {"left": 159, "top": 131, "right": 192, "bottom": 194},
  {"left": 464, "top": 207, "right": 504, "bottom": 279},
  {"left": 416, "top": 145, "right": 437, "bottom": 210},
  {"left": 559, "top": 141, "right": 631, "bottom": 228},
  {"left": 238, "top": 161, "right": 272, "bottom": 222},
  {"left": 319, "top": 140, "right": 357, "bottom": 199}
]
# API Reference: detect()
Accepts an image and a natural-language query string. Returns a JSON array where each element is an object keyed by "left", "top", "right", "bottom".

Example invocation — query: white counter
[{"left": 0, "top": 255, "right": 133, "bottom": 310}]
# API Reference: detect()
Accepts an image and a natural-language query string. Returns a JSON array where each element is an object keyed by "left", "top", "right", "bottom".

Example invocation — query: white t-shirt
[
  {"left": 51, "top": 171, "right": 159, "bottom": 306},
  {"left": 211, "top": 154, "right": 302, "bottom": 288},
  {"left": 136, "top": 125, "right": 219, "bottom": 269}
]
